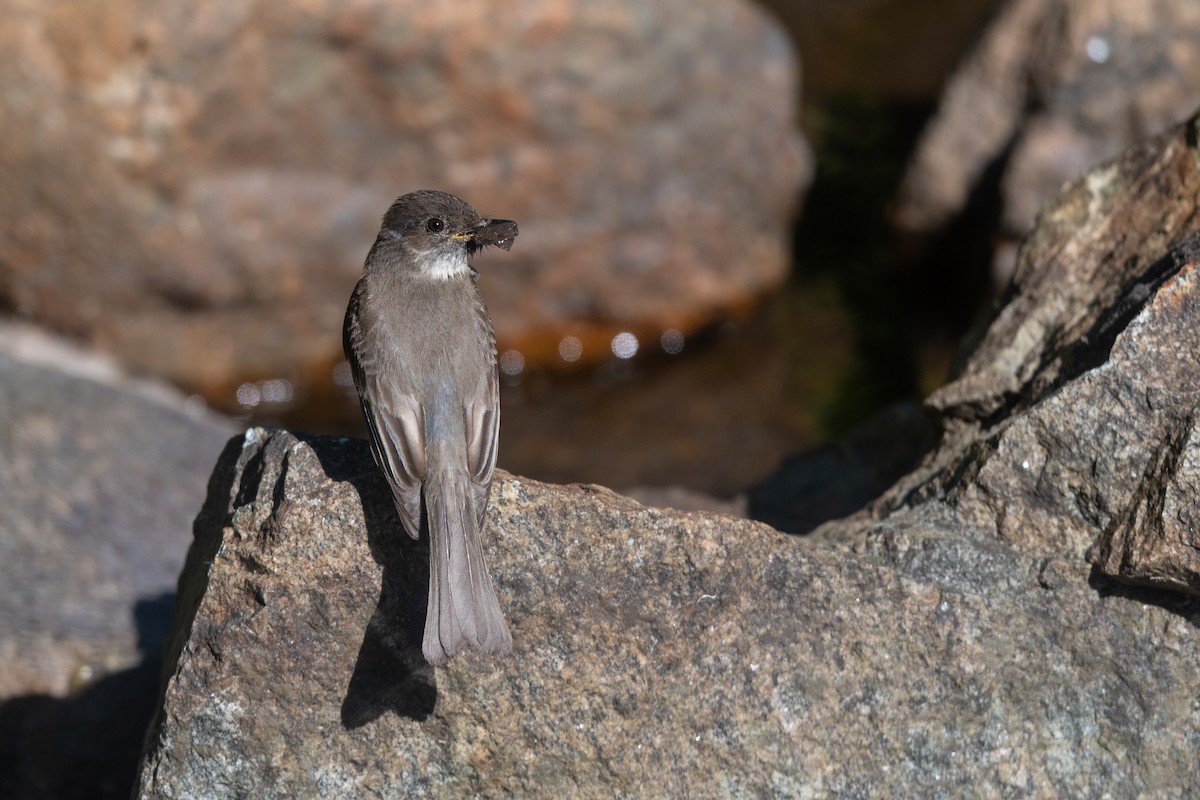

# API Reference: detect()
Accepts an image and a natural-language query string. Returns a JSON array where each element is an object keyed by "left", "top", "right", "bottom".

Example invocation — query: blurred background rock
[
  {"left": 4, "top": 0, "right": 1200, "bottom": 795},
  {"left": 891, "top": 0, "right": 1200, "bottom": 291},
  {"left": 0, "top": 0, "right": 809, "bottom": 497}
]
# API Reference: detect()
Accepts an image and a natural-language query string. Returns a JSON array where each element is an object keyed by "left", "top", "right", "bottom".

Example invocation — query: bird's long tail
[{"left": 422, "top": 469, "right": 512, "bottom": 665}]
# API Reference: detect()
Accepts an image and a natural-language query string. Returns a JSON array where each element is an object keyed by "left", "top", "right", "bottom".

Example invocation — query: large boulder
[
  {"left": 0, "top": 0, "right": 809, "bottom": 404},
  {"left": 0, "top": 324, "right": 234, "bottom": 697},
  {"left": 892, "top": 0, "right": 1200, "bottom": 285},
  {"left": 136, "top": 427, "right": 1198, "bottom": 798},
  {"left": 0, "top": 323, "right": 235, "bottom": 799},
  {"left": 849, "top": 109, "right": 1200, "bottom": 599},
  {"left": 139, "top": 416, "right": 1200, "bottom": 798},
  {"left": 136, "top": 107, "right": 1200, "bottom": 800}
]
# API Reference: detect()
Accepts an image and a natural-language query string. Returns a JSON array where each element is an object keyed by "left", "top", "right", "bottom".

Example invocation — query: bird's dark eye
[{"left": 426, "top": 218, "right": 445, "bottom": 233}]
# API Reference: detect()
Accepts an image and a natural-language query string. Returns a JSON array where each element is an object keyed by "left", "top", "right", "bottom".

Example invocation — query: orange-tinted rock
[{"left": 0, "top": 0, "right": 810, "bottom": 405}]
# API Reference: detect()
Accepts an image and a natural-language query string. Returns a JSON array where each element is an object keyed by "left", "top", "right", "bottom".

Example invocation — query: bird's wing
[
  {"left": 464, "top": 365, "right": 500, "bottom": 531},
  {"left": 344, "top": 280, "right": 425, "bottom": 539}
]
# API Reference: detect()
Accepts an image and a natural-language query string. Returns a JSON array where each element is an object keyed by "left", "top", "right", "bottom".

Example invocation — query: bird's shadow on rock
[{"left": 303, "top": 434, "right": 438, "bottom": 726}]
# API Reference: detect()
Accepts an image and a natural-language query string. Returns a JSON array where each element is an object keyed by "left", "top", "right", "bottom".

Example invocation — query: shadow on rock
[
  {"left": 748, "top": 402, "right": 936, "bottom": 534},
  {"left": 302, "top": 434, "right": 437, "bottom": 725},
  {"left": 1087, "top": 568, "right": 1200, "bottom": 629},
  {"left": 0, "top": 594, "right": 174, "bottom": 800}
]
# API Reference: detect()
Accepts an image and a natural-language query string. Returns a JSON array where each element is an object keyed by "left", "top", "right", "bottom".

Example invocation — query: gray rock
[
  {"left": 0, "top": 323, "right": 235, "bottom": 697},
  {"left": 137, "top": 427, "right": 1200, "bottom": 797},
  {"left": 1088, "top": 409, "right": 1200, "bottom": 594},
  {"left": 892, "top": 0, "right": 1200, "bottom": 285},
  {"left": 619, "top": 485, "right": 748, "bottom": 517},
  {"left": 0, "top": 322, "right": 236, "bottom": 799},
  {"left": 839, "top": 110, "right": 1200, "bottom": 597},
  {"left": 0, "top": 0, "right": 809, "bottom": 403},
  {"left": 137, "top": 104, "right": 1200, "bottom": 800}
]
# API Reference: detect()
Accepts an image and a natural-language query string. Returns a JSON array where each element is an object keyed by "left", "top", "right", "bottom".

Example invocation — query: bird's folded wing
[
  {"left": 359, "top": 380, "right": 426, "bottom": 540},
  {"left": 345, "top": 281, "right": 425, "bottom": 539},
  {"left": 464, "top": 370, "right": 500, "bottom": 530}
]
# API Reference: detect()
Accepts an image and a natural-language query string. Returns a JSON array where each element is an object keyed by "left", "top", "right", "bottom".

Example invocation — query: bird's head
[{"left": 375, "top": 190, "right": 518, "bottom": 279}]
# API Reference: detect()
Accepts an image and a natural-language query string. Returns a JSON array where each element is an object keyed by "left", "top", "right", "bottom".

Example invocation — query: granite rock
[
  {"left": 824, "top": 110, "right": 1200, "bottom": 593},
  {"left": 0, "top": 0, "right": 809, "bottom": 402},
  {"left": 134, "top": 104, "right": 1200, "bottom": 800},
  {"left": 892, "top": 0, "right": 1200, "bottom": 285},
  {"left": 0, "top": 323, "right": 235, "bottom": 698},
  {"left": 136, "top": 426, "right": 1200, "bottom": 798}
]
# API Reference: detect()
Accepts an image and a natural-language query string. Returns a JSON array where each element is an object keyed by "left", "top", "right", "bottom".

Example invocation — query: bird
[{"left": 343, "top": 189, "right": 517, "bottom": 665}]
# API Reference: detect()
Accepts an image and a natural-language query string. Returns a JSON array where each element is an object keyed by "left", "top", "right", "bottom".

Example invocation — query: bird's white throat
[{"left": 422, "top": 248, "right": 471, "bottom": 280}]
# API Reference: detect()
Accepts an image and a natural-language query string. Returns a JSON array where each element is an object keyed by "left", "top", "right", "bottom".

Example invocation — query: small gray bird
[{"left": 343, "top": 190, "right": 517, "bottom": 665}]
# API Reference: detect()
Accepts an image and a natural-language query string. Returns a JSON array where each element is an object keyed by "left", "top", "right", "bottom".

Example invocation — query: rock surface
[
  {"left": 840, "top": 110, "right": 1200, "bottom": 597},
  {"left": 0, "top": 0, "right": 809, "bottom": 404},
  {"left": 136, "top": 106, "right": 1200, "bottom": 800},
  {"left": 0, "top": 322, "right": 235, "bottom": 799},
  {"left": 892, "top": 0, "right": 1200, "bottom": 284},
  {"left": 0, "top": 323, "right": 235, "bottom": 697},
  {"left": 138, "top": 425, "right": 1200, "bottom": 798}
]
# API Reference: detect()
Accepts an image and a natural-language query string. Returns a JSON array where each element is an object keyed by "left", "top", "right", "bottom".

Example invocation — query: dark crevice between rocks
[
  {"left": 1086, "top": 411, "right": 1199, "bottom": 594},
  {"left": 927, "top": 131, "right": 1023, "bottom": 379},
  {"left": 747, "top": 402, "right": 937, "bottom": 534},
  {"left": 1086, "top": 568, "right": 1200, "bottom": 629},
  {"left": 301, "top": 434, "right": 437, "bottom": 725},
  {"left": 753, "top": 102, "right": 1018, "bottom": 535},
  {"left": 793, "top": 99, "right": 932, "bottom": 436}
]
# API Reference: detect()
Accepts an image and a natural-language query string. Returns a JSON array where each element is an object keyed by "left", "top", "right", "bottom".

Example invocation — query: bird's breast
[{"left": 369, "top": 274, "right": 495, "bottom": 399}]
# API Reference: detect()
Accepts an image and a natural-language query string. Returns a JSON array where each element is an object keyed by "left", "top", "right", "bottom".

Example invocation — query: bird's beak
[{"left": 455, "top": 219, "right": 519, "bottom": 251}]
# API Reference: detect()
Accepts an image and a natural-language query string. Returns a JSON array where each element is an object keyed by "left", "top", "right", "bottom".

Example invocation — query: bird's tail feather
[{"left": 423, "top": 470, "right": 511, "bottom": 665}]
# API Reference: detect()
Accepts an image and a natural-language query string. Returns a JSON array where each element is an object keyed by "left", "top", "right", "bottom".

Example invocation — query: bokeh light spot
[
  {"left": 236, "top": 382, "right": 262, "bottom": 408},
  {"left": 661, "top": 329, "right": 685, "bottom": 355},
  {"left": 332, "top": 361, "right": 354, "bottom": 387},
  {"left": 183, "top": 394, "right": 208, "bottom": 418},
  {"left": 558, "top": 336, "right": 583, "bottom": 363},
  {"left": 262, "top": 378, "right": 294, "bottom": 404},
  {"left": 499, "top": 349, "right": 526, "bottom": 375},
  {"left": 611, "top": 332, "right": 639, "bottom": 359},
  {"left": 1086, "top": 35, "right": 1110, "bottom": 64}
]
